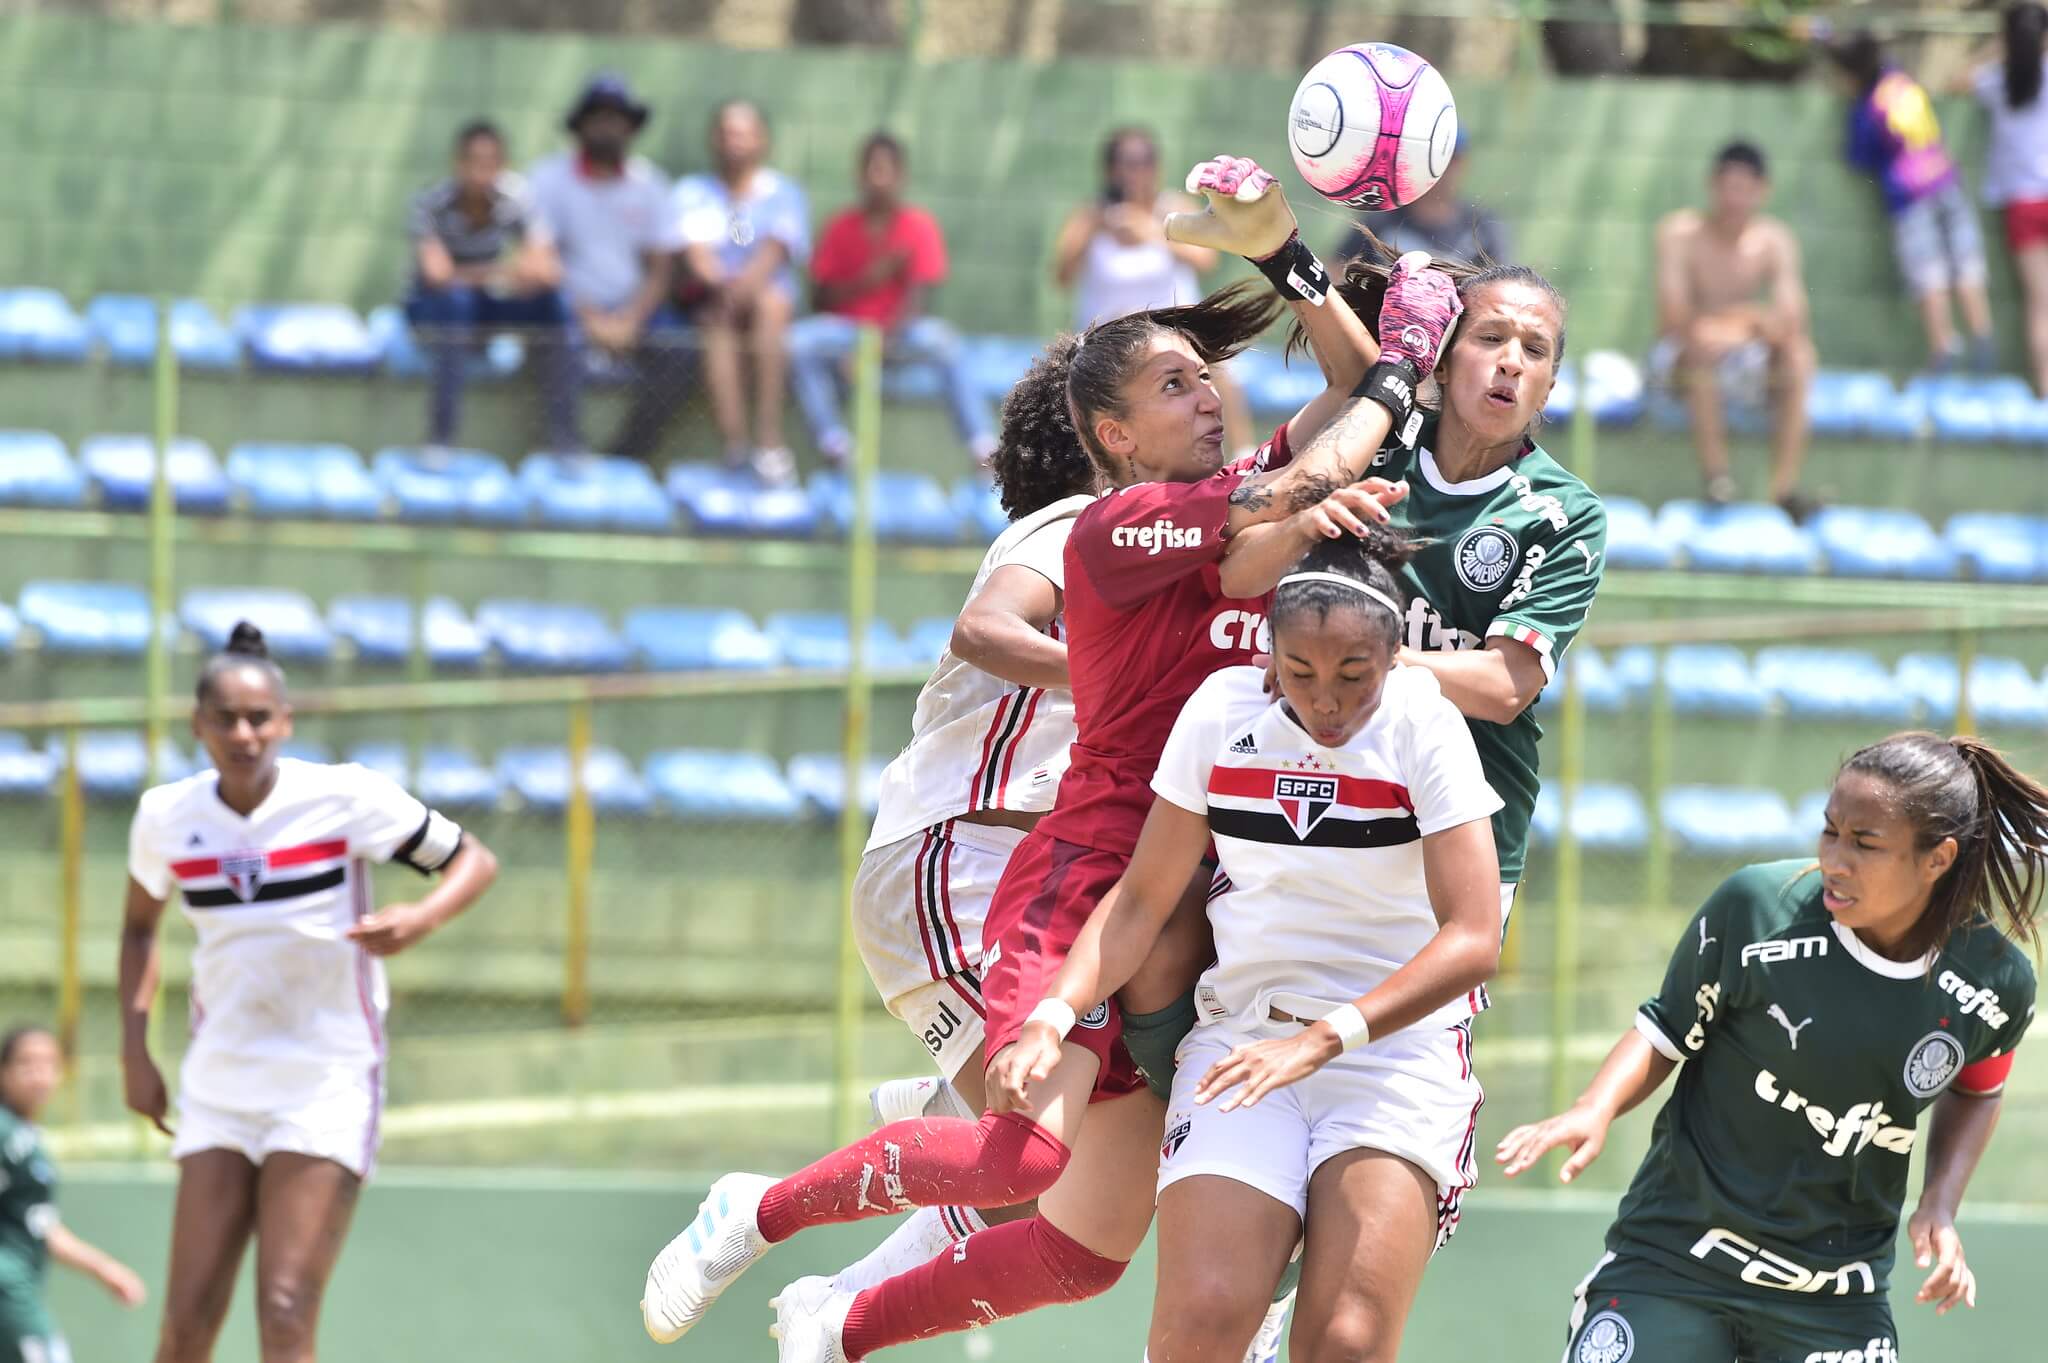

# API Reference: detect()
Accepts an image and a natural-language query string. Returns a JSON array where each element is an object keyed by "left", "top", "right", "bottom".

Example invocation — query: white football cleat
[
  {"left": 868, "top": 1075, "right": 971, "bottom": 1126},
  {"left": 1242, "top": 1287, "right": 1293, "bottom": 1363},
  {"left": 641, "top": 1172, "right": 775, "bottom": 1343},
  {"left": 769, "top": 1274, "right": 855, "bottom": 1363}
]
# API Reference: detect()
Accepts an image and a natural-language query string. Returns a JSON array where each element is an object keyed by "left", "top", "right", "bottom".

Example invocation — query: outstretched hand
[{"left": 1166, "top": 156, "right": 1299, "bottom": 262}]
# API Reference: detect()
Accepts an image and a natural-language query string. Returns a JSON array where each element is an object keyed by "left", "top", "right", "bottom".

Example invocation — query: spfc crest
[
  {"left": 221, "top": 849, "right": 267, "bottom": 902},
  {"left": 1274, "top": 774, "right": 1339, "bottom": 840}
]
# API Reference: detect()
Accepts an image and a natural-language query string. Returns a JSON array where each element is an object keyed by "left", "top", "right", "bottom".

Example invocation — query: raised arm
[{"left": 951, "top": 563, "right": 1067, "bottom": 692}]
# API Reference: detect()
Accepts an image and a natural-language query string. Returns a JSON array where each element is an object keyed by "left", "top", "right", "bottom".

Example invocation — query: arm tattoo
[
  {"left": 1284, "top": 471, "right": 1338, "bottom": 513},
  {"left": 1228, "top": 480, "right": 1275, "bottom": 512},
  {"left": 1270, "top": 397, "right": 1383, "bottom": 509}
]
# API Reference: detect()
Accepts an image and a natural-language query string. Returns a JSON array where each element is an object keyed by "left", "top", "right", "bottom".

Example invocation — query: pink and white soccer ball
[{"left": 1288, "top": 43, "right": 1459, "bottom": 211}]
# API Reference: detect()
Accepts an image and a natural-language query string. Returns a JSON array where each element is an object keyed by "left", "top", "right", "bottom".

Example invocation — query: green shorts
[
  {"left": 1563, "top": 1250, "right": 1898, "bottom": 1363},
  {"left": 0, "top": 1277, "right": 66, "bottom": 1363}
]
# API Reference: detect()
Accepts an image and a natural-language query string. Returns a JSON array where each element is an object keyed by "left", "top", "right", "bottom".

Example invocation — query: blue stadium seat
[
  {"left": 0, "top": 431, "right": 87, "bottom": 508},
  {"left": 1910, "top": 375, "right": 2030, "bottom": 444},
  {"left": 810, "top": 471, "right": 962, "bottom": 543},
  {"left": 71, "top": 732, "right": 195, "bottom": 800},
  {"left": 417, "top": 746, "right": 501, "bottom": 810},
  {"left": 1806, "top": 370, "right": 1899, "bottom": 440},
  {"left": 520, "top": 453, "right": 672, "bottom": 533},
  {"left": 1535, "top": 646, "right": 1627, "bottom": 714},
  {"left": 0, "top": 604, "right": 18, "bottom": 656},
  {"left": 225, "top": 443, "right": 383, "bottom": 520},
  {"left": 764, "top": 612, "right": 914, "bottom": 670},
  {"left": 647, "top": 749, "right": 803, "bottom": 820},
  {"left": 1946, "top": 513, "right": 2047, "bottom": 583},
  {"left": 1657, "top": 643, "right": 1768, "bottom": 716},
  {"left": 0, "top": 289, "right": 90, "bottom": 362},
  {"left": 1896, "top": 653, "right": 2048, "bottom": 728},
  {"left": 328, "top": 596, "right": 487, "bottom": 669},
  {"left": 1809, "top": 507, "right": 1957, "bottom": 579},
  {"left": 19, "top": 581, "right": 153, "bottom": 655},
  {"left": 0, "top": 734, "right": 56, "bottom": 799},
  {"left": 1579, "top": 350, "right": 1647, "bottom": 426},
  {"left": 347, "top": 742, "right": 412, "bottom": 787},
  {"left": 879, "top": 362, "right": 945, "bottom": 404},
  {"left": 1660, "top": 786, "right": 1800, "bottom": 857},
  {"left": 181, "top": 588, "right": 334, "bottom": 663},
  {"left": 366, "top": 303, "right": 524, "bottom": 382},
  {"left": 280, "top": 739, "right": 335, "bottom": 764},
  {"left": 79, "top": 434, "right": 231, "bottom": 513},
  {"left": 1529, "top": 782, "right": 1649, "bottom": 850},
  {"left": 86, "top": 296, "right": 239, "bottom": 370},
  {"left": 372, "top": 447, "right": 528, "bottom": 526},
  {"left": 475, "top": 601, "right": 629, "bottom": 672},
  {"left": 960, "top": 335, "right": 1042, "bottom": 403},
  {"left": 1754, "top": 647, "right": 1916, "bottom": 722},
  {"left": 1236, "top": 348, "right": 1325, "bottom": 417},
  {"left": 954, "top": 479, "right": 1009, "bottom": 543},
  {"left": 785, "top": 752, "right": 888, "bottom": 817},
  {"left": 496, "top": 746, "right": 651, "bottom": 814},
  {"left": 667, "top": 464, "right": 819, "bottom": 538},
  {"left": 1600, "top": 497, "right": 1672, "bottom": 570},
  {"left": 1658, "top": 501, "right": 1816, "bottom": 575},
  {"left": 906, "top": 616, "right": 957, "bottom": 665},
  {"left": 1860, "top": 377, "right": 1931, "bottom": 441},
  {"left": 1541, "top": 359, "right": 1578, "bottom": 426},
  {"left": 1992, "top": 383, "right": 2048, "bottom": 444},
  {"left": 623, "top": 607, "right": 780, "bottom": 671},
  {"left": 235, "top": 303, "right": 383, "bottom": 375}
]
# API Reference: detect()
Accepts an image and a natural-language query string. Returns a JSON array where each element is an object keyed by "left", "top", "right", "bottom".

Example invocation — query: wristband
[
  {"left": 1320, "top": 1003, "right": 1371, "bottom": 1052},
  {"left": 1354, "top": 358, "right": 1425, "bottom": 449},
  {"left": 1026, "top": 998, "right": 1078, "bottom": 1040},
  {"left": 1251, "top": 232, "right": 1331, "bottom": 307}
]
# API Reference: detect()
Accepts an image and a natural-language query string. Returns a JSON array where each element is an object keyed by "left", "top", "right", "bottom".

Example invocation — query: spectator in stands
[
  {"left": 405, "top": 121, "right": 576, "bottom": 455},
  {"left": 673, "top": 101, "right": 810, "bottom": 486},
  {"left": 1653, "top": 142, "right": 1818, "bottom": 520},
  {"left": 527, "top": 73, "right": 692, "bottom": 462},
  {"left": 1829, "top": 33, "right": 1996, "bottom": 375},
  {"left": 1333, "top": 130, "right": 1510, "bottom": 267},
  {"left": 1975, "top": 3, "right": 2048, "bottom": 394},
  {"left": 789, "top": 132, "right": 998, "bottom": 468},
  {"left": 1052, "top": 126, "right": 1253, "bottom": 454}
]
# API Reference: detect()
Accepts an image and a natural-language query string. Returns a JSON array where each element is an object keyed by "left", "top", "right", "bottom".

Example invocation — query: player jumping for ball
[
  {"left": 1499, "top": 733, "right": 2045, "bottom": 1363},
  {"left": 640, "top": 155, "right": 1458, "bottom": 1360},
  {"left": 989, "top": 526, "right": 1505, "bottom": 1363}
]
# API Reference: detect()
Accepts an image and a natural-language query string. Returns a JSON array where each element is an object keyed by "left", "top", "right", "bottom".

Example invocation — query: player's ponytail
[
  {"left": 196, "top": 620, "right": 288, "bottom": 704},
  {"left": 2006, "top": 3, "right": 2047, "bottom": 110},
  {"left": 1269, "top": 524, "right": 1418, "bottom": 652},
  {"left": 1064, "top": 280, "right": 1284, "bottom": 478},
  {"left": 990, "top": 333, "right": 1103, "bottom": 519},
  {"left": 1838, "top": 732, "right": 2048, "bottom": 959}
]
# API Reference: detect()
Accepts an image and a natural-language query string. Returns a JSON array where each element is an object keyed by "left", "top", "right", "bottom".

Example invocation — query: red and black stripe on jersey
[
  {"left": 1205, "top": 767, "right": 1420, "bottom": 848},
  {"left": 171, "top": 837, "right": 350, "bottom": 909}
]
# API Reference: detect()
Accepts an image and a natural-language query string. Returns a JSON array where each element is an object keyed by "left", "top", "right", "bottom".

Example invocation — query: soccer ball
[{"left": 1287, "top": 43, "right": 1459, "bottom": 211}]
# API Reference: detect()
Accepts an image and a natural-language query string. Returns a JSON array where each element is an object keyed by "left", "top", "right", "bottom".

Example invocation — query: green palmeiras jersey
[
  {"left": 0, "top": 1108, "right": 54, "bottom": 1288},
  {"left": 1616, "top": 860, "right": 2036, "bottom": 1298},
  {"left": 1369, "top": 418, "right": 1606, "bottom": 880}
]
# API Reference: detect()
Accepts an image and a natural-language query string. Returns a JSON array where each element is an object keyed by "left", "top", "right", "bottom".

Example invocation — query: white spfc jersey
[
  {"left": 866, "top": 494, "right": 1091, "bottom": 851},
  {"left": 127, "top": 759, "right": 464, "bottom": 1111},
  {"left": 1151, "top": 665, "right": 1505, "bottom": 1034}
]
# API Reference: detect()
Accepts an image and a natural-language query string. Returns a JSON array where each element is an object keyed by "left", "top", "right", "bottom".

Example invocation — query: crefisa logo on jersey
[
  {"left": 1454, "top": 525, "right": 1517, "bottom": 592},
  {"left": 1274, "top": 774, "right": 1338, "bottom": 839},
  {"left": 1575, "top": 1310, "right": 1633, "bottom": 1363},
  {"left": 1903, "top": 1030, "right": 1965, "bottom": 1098},
  {"left": 221, "top": 849, "right": 267, "bottom": 902}
]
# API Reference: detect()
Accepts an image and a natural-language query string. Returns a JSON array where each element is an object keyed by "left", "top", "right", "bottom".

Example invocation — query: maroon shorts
[
  {"left": 2006, "top": 198, "right": 2048, "bottom": 253},
  {"left": 980, "top": 829, "right": 1146, "bottom": 1103}
]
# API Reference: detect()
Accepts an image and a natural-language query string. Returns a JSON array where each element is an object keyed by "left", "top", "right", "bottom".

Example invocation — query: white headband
[{"left": 1275, "top": 571, "right": 1404, "bottom": 618}]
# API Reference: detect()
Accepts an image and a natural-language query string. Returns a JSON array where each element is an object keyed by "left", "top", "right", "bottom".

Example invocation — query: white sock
[
  {"left": 829, "top": 1204, "right": 989, "bottom": 1293},
  {"left": 925, "top": 1077, "right": 976, "bottom": 1120}
]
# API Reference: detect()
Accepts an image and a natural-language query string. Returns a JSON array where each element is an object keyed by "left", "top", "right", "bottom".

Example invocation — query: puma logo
[
  {"left": 1768, "top": 1004, "right": 1814, "bottom": 1050},
  {"left": 1698, "top": 919, "right": 1717, "bottom": 955}
]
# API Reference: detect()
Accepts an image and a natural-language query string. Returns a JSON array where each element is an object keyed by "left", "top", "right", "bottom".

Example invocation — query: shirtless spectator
[{"left": 1653, "top": 142, "right": 1818, "bottom": 520}]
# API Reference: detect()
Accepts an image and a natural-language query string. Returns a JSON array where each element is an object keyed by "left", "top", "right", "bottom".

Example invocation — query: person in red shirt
[
  {"left": 789, "top": 133, "right": 999, "bottom": 467},
  {"left": 641, "top": 156, "right": 1465, "bottom": 1363}
]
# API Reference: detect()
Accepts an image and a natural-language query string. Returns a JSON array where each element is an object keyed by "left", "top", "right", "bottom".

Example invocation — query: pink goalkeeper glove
[{"left": 1376, "top": 251, "right": 1463, "bottom": 372}]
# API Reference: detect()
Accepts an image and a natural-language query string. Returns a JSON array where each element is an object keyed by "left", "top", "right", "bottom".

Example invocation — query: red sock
[
  {"left": 841, "top": 1214, "right": 1126, "bottom": 1358},
  {"left": 754, "top": 1113, "right": 1068, "bottom": 1244}
]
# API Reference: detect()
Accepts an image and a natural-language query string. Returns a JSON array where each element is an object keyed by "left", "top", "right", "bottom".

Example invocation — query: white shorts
[
  {"left": 853, "top": 819, "right": 1027, "bottom": 1079},
  {"left": 171, "top": 1073, "right": 383, "bottom": 1181},
  {"left": 1157, "top": 1018, "right": 1483, "bottom": 1251}
]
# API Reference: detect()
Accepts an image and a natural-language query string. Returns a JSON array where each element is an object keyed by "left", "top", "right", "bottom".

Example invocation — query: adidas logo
[
  {"left": 186, "top": 833, "right": 204, "bottom": 847},
  {"left": 1229, "top": 733, "right": 1258, "bottom": 754}
]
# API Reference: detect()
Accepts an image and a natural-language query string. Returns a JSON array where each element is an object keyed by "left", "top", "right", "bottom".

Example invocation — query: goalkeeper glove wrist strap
[
  {"left": 1252, "top": 232, "right": 1330, "bottom": 306},
  {"left": 1354, "top": 358, "right": 1425, "bottom": 448}
]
